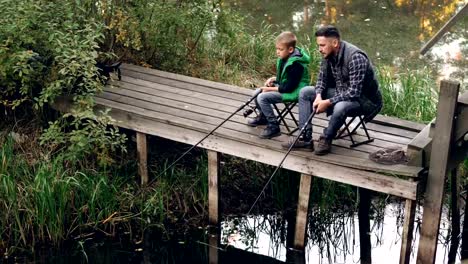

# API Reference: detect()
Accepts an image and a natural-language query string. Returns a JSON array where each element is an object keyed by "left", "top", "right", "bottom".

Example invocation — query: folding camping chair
[
  {"left": 273, "top": 102, "right": 299, "bottom": 134},
  {"left": 335, "top": 114, "right": 374, "bottom": 148}
]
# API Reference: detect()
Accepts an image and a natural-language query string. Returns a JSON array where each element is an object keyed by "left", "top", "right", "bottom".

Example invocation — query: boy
[{"left": 247, "top": 31, "right": 310, "bottom": 139}]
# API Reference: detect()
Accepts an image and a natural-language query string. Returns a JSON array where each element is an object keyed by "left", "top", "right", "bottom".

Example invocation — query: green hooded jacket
[{"left": 275, "top": 47, "right": 311, "bottom": 102}]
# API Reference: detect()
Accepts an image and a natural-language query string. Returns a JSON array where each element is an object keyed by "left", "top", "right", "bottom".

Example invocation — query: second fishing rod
[{"left": 247, "top": 108, "right": 317, "bottom": 214}]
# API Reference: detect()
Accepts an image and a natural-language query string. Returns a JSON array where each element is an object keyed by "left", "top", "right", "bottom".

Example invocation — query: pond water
[
  {"left": 16, "top": 203, "right": 460, "bottom": 263},
  {"left": 225, "top": 0, "right": 467, "bottom": 86}
]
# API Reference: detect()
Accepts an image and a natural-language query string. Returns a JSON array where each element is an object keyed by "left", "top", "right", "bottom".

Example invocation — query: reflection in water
[
  {"left": 220, "top": 203, "right": 460, "bottom": 264},
  {"left": 225, "top": 0, "right": 467, "bottom": 86}
]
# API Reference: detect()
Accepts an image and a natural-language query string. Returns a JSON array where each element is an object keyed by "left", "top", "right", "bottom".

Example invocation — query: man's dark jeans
[{"left": 298, "top": 86, "right": 361, "bottom": 140}]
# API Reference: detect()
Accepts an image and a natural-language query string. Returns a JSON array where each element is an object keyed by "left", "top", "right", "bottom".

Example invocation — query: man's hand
[
  {"left": 312, "top": 94, "right": 322, "bottom": 109},
  {"left": 315, "top": 99, "right": 332, "bottom": 114},
  {"left": 264, "top": 77, "right": 276, "bottom": 87}
]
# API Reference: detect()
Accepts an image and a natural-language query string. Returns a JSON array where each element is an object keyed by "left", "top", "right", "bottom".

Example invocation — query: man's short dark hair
[{"left": 315, "top": 25, "right": 340, "bottom": 39}]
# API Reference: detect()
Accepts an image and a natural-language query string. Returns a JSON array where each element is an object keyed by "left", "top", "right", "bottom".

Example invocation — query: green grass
[
  {"left": 378, "top": 66, "right": 438, "bottom": 123},
  {"left": 0, "top": 135, "right": 138, "bottom": 254}
]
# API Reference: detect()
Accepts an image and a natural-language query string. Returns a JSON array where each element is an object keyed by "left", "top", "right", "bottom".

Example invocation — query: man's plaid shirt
[{"left": 315, "top": 52, "right": 369, "bottom": 104}]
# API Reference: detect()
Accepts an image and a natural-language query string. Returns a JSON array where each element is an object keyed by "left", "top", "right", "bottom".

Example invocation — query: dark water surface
[
  {"left": 10, "top": 204, "right": 460, "bottom": 263},
  {"left": 225, "top": 0, "right": 467, "bottom": 85}
]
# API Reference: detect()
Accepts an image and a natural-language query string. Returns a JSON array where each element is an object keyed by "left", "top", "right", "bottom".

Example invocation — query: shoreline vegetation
[{"left": 0, "top": 0, "right": 466, "bottom": 259}]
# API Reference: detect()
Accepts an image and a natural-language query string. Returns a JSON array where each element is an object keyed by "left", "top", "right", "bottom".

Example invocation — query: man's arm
[
  {"left": 314, "top": 60, "right": 327, "bottom": 96},
  {"left": 329, "top": 53, "right": 368, "bottom": 104}
]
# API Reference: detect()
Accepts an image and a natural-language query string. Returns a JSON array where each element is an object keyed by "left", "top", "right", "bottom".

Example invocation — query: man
[{"left": 282, "top": 25, "right": 382, "bottom": 155}]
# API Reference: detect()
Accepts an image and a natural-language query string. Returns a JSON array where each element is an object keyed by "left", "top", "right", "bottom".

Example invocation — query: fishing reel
[{"left": 243, "top": 105, "right": 257, "bottom": 118}]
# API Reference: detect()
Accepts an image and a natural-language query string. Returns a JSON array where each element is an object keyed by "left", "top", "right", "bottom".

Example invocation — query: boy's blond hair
[{"left": 276, "top": 31, "right": 297, "bottom": 48}]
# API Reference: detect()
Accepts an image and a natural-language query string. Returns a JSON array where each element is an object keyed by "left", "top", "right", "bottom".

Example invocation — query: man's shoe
[
  {"left": 281, "top": 136, "right": 314, "bottom": 151},
  {"left": 259, "top": 123, "right": 281, "bottom": 139},
  {"left": 315, "top": 135, "right": 332, "bottom": 155},
  {"left": 247, "top": 116, "right": 268, "bottom": 127}
]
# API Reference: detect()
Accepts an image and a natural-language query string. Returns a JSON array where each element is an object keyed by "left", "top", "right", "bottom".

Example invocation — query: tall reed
[{"left": 378, "top": 67, "right": 438, "bottom": 123}]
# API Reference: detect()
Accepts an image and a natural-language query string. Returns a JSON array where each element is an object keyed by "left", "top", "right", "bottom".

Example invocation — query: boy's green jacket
[{"left": 276, "top": 47, "right": 311, "bottom": 102}]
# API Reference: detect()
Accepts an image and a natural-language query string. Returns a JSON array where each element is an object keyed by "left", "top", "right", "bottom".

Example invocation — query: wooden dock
[{"left": 54, "top": 63, "right": 468, "bottom": 264}]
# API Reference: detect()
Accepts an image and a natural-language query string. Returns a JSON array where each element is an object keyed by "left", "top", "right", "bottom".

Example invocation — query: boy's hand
[
  {"left": 260, "top": 86, "right": 278, "bottom": 93},
  {"left": 264, "top": 77, "right": 276, "bottom": 87}
]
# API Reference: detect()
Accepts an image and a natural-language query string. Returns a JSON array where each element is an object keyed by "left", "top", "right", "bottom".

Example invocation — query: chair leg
[
  {"left": 274, "top": 104, "right": 291, "bottom": 132},
  {"left": 336, "top": 116, "right": 374, "bottom": 148}
]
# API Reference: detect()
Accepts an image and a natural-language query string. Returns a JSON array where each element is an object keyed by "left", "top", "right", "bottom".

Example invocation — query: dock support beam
[
  {"left": 208, "top": 150, "right": 220, "bottom": 225},
  {"left": 417, "top": 80, "right": 459, "bottom": 263},
  {"left": 400, "top": 198, "right": 417, "bottom": 264},
  {"left": 136, "top": 132, "right": 148, "bottom": 185},
  {"left": 358, "top": 188, "right": 372, "bottom": 264},
  {"left": 294, "top": 173, "right": 312, "bottom": 249}
]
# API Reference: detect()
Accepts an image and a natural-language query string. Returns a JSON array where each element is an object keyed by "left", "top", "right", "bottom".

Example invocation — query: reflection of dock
[
  {"left": 208, "top": 232, "right": 305, "bottom": 264},
  {"left": 55, "top": 63, "right": 468, "bottom": 264}
]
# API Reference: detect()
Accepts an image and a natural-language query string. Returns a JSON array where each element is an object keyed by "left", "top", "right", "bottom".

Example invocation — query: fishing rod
[
  {"left": 247, "top": 109, "right": 317, "bottom": 215},
  {"left": 140, "top": 89, "right": 262, "bottom": 190}
]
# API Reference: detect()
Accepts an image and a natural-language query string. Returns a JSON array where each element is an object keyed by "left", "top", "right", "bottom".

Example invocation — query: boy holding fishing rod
[{"left": 246, "top": 31, "right": 311, "bottom": 139}]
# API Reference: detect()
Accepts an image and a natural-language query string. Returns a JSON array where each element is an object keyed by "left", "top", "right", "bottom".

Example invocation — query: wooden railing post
[
  {"left": 416, "top": 80, "right": 459, "bottom": 263},
  {"left": 136, "top": 132, "right": 148, "bottom": 185},
  {"left": 208, "top": 150, "right": 220, "bottom": 225},
  {"left": 294, "top": 173, "right": 312, "bottom": 249},
  {"left": 358, "top": 188, "right": 372, "bottom": 264}
]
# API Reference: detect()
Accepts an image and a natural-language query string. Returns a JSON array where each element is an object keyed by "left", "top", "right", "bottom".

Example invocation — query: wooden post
[
  {"left": 358, "top": 188, "right": 372, "bottom": 264},
  {"left": 136, "top": 132, "right": 148, "bottom": 185},
  {"left": 209, "top": 233, "right": 219, "bottom": 264},
  {"left": 294, "top": 173, "right": 312, "bottom": 249},
  {"left": 208, "top": 150, "right": 220, "bottom": 225},
  {"left": 400, "top": 198, "right": 417, "bottom": 264},
  {"left": 448, "top": 167, "right": 461, "bottom": 264},
  {"left": 416, "top": 80, "right": 459, "bottom": 263},
  {"left": 461, "top": 181, "right": 468, "bottom": 259}
]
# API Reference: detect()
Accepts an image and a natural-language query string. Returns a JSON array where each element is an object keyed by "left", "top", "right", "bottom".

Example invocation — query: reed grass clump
[
  {"left": 0, "top": 135, "right": 136, "bottom": 254},
  {"left": 378, "top": 67, "right": 438, "bottom": 123}
]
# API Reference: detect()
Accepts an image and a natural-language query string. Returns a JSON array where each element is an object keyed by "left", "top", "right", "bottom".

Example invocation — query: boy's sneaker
[
  {"left": 281, "top": 136, "right": 314, "bottom": 151},
  {"left": 259, "top": 123, "right": 281, "bottom": 139},
  {"left": 315, "top": 135, "right": 332, "bottom": 155},
  {"left": 247, "top": 116, "right": 268, "bottom": 127}
]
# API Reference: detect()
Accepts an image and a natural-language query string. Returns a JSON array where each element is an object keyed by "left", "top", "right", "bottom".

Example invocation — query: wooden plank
[
  {"left": 371, "top": 114, "right": 426, "bottom": 132},
  {"left": 95, "top": 95, "right": 383, "bottom": 160},
  {"left": 116, "top": 69, "right": 420, "bottom": 142},
  {"left": 455, "top": 101, "right": 468, "bottom": 143},
  {"left": 120, "top": 64, "right": 425, "bottom": 134},
  {"left": 121, "top": 66, "right": 250, "bottom": 101},
  {"left": 406, "top": 120, "right": 433, "bottom": 167},
  {"left": 83, "top": 105, "right": 420, "bottom": 199},
  {"left": 400, "top": 198, "right": 417, "bottom": 264},
  {"left": 417, "top": 80, "right": 459, "bottom": 263},
  {"left": 136, "top": 132, "right": 148, "bottom": 185},
  {"left": 294, "top": 173, "right": 312, "bottom": 249},
  {"left": 420, "top": 3, "right": 468, "bottom": 55},
  {"left": 100, "top": 88, "right": 386, "bottom": 155},
  {"left": 121, "top": 63, "right": 252, "bottom": 96},
  {"left": 94, "top": 96, "right": 422, "bottom": 178},
  {"left": 459, "top": 91, "right": 468, "bottom": 105},
  {"left": 105, "top": 82, "right": 412, "bottom": 146},
  {"left": 208, "top": 150, "right": 220, "bottom": 225}
]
